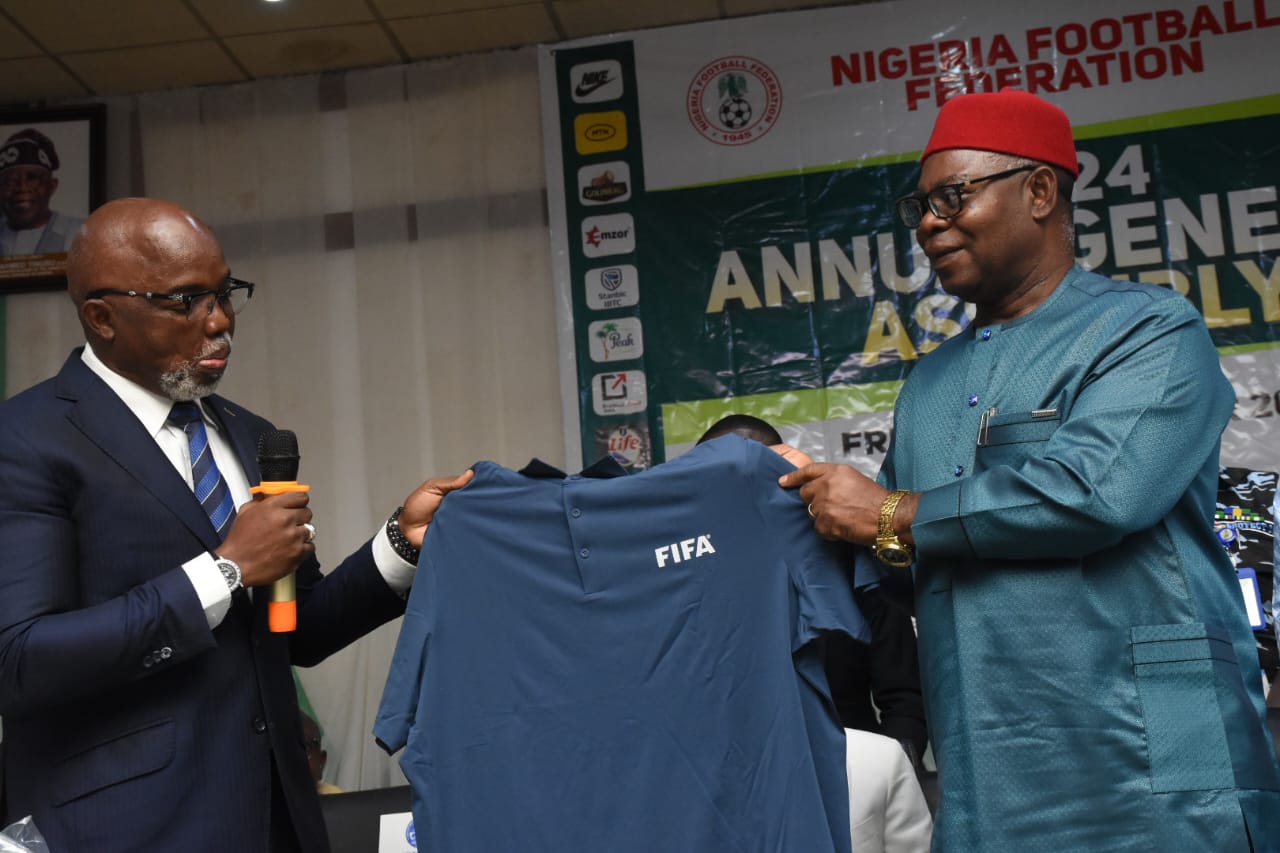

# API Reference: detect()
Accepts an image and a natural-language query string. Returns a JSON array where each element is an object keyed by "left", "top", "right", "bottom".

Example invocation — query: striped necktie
[{"left": 168, "top": 401, "right": 237, "bottom": 538}]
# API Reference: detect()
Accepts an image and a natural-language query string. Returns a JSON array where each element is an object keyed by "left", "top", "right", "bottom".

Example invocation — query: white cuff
[
  {"left": 372, "top": 525, "right": 416, "bottom": 596},
  {"left": 182, "top": 552, "right": 234, "bottom": 630}
]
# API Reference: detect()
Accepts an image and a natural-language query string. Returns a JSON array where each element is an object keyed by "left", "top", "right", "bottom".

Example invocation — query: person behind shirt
[
  {"left": 698, "top": 414, "right": 932, "bottom": 852},
  {"left": 779, "top": 90, "right": 1280, "bottom": 850},
  {"left": 698, "top": 414, "right": 928, "bottom": 763}
]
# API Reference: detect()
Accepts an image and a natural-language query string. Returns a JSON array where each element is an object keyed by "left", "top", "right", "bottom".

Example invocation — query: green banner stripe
[
  {"left": 1217, "top": 339, "right": 1280, "bottom": 358},
  {"left": 665, "top": 333, "right": 1280, "bottom": 442},
  {"left": 662, "top": 380, "right": 904, "bottom": 444},
  {"left": 1073, "top": 93, "right": 1280, "bottom": 141},
  {"left": 656, "top": 94, "right": 1280, "bottom": 192}
]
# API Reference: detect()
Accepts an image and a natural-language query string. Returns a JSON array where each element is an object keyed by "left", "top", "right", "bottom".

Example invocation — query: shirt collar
[
  {"left": 80, "top": 344, "right": 213, "bottom": 438},
  {"left": 517, "top": 456, "right": 630, "bottom": 480}
]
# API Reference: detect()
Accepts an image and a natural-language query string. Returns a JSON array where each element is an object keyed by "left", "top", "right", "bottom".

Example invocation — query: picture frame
[{"left": 0, "top": 104, "right": 106, "bottom": 293}]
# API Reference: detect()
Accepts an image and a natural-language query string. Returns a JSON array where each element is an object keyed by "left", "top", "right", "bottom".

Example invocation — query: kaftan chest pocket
[
  {"left": 1130, "top": 623, "right": 1279, "bottom": 793},
  {"left": 973, "top": 408, "right": 1060, "bottom": 471}
]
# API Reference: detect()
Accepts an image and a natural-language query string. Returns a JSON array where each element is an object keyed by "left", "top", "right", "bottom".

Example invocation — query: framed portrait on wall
[{"left": 0, "top": 104, "right": 105, "bottom": 293}]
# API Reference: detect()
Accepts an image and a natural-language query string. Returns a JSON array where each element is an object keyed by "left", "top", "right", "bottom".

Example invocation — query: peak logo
[
  {"left": 655, "top": 534, "right": 716, "bottom": 567},
  {"left": 570, "top": 60, "right": 623, "bottom": 103}
]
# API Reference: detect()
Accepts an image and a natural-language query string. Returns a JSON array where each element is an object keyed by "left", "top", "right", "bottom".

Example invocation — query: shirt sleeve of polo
[
  {"left": 373, "top": 544, "right": 438, "bottom": 754},
  {"left": 750, "top": 441, "right": 870, "bottom": 648}
]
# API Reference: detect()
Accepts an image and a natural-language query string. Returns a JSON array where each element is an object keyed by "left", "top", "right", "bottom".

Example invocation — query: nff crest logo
[{"left": 686, "top": 56, "right": 782, "bottom": 146}]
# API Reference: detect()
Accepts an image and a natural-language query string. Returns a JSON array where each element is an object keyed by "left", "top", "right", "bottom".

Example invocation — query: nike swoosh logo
[{"left": 575, "top": 75, "right": 614, "bottom": 97}]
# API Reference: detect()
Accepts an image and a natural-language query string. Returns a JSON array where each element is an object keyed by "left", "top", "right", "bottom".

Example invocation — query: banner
[{"left": 539, "top": 0, "right": 1280, "bottom": 475}]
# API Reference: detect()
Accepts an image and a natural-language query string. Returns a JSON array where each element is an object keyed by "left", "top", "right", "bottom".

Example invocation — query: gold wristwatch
[{"left": 874, "top": 490, "right": 915, "bottom": 568}]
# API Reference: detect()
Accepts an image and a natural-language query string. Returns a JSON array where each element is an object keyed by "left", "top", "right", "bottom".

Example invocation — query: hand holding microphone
[{"left": 249, "top": 430, "right": 311, "bottom": 632}]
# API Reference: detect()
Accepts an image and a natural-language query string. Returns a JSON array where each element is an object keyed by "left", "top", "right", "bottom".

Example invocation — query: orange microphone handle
[
  {"left": 250, "top": 481, "right": 311, "bottom": 496},
  {"left": 268, "top": 576, "right": 297, "bottom": 633},
  {"left": 251, "top": 480, "right": 310, "bottom": 633}
]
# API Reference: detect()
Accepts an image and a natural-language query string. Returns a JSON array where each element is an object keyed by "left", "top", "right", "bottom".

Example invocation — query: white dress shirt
[{"left": 81, "top": 345, "right": 414, "bottom": 629}]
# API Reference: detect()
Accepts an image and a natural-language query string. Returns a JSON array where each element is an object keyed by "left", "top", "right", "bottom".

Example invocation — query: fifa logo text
[{"left": 655, "top": 534, "right": 716, "bottom": 567}]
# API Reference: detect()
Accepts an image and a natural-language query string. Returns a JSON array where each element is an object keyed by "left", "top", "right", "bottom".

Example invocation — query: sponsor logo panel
[
  {"left": 574, "top": 111, "right": 628, "bottom": 155},
  {"left": 570, "top": 60, "right": 623, "bottom": 103},
  {"left": 593, "top": 422, "right": 651, "bottom": 470},
  {"left": 585, "top": 264, "right": 640, "bottom": 310},
  {"left": 581, "top": 213, "right": 635, "bottom": 258},
  {"left": 592, "top": 369, "right": 647, "bottom": 416},
  {"left": 588, "top": 316, "right": 643, "bottom": 362},
  {"left": 577, "top": 161, "right": 632, "bottom": 206}
]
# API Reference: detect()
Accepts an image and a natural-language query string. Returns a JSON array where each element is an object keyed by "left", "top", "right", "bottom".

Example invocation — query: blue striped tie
[{"left": 168, "top": 402, "right": 237, "bottom": 537}]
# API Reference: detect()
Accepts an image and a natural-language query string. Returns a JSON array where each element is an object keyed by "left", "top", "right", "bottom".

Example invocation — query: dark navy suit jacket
[{"left": 0, "top": 350, "right": 406, "bottom": 852}]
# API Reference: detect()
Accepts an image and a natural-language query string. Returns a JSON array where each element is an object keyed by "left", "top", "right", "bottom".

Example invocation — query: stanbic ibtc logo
[{"left": 655, "top": 534, "right": 716, "bottom": 567}]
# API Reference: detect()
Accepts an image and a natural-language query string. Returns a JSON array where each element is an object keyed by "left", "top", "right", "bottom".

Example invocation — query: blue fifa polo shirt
[{"left": 375, "top": 435, "right": 869, "bottom": 852}]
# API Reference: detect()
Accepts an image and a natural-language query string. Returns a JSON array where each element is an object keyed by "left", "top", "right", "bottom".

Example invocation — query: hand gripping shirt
[
  {"left": 375, "top": 436, "right": 869, "bottom": 853},
  {"left": 887, "top": 267, "right": 1280, "bottom": 851}
]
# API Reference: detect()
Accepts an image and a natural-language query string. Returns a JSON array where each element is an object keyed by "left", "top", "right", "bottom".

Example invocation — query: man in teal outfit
[{"left": 781, "top": 90, "right": 1280, "bottom": 851}]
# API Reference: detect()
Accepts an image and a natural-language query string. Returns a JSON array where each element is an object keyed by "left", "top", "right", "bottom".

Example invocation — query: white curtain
[{"left": 3, "top": 47, "right": 565, "bottom": 790}]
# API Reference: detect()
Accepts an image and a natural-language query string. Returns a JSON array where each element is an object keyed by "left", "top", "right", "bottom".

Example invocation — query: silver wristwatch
[{"left": 214, "top": 555, "right": 243, "bottom": 592}]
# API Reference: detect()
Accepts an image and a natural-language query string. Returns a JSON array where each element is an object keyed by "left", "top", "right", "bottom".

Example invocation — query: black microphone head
[{"left": 257, "top": 429, "right": 300, "bottom": 481}]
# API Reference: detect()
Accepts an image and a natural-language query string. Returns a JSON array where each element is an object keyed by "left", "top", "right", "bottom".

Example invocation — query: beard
[{"left": 160, "top": 332, "right": 232, "bottom": 402}]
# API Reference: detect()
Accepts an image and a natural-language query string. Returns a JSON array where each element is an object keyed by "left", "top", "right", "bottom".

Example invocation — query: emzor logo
[{"left": 655, "top": 535, "right": 716, "bottom": 567}]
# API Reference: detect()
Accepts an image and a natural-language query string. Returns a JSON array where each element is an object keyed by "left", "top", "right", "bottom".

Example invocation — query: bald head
[
  {"left": 68, "top": 198, "right": 222, "bottom": 307},
  {"left": 70, "top": 197, "right": 237, "bottom": 400}
]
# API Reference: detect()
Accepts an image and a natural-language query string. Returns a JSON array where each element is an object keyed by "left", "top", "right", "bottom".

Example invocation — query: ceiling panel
[
  {"left": 553, "top": 0, "right": 721, "bottom": 40},
  {"left": 189, "top": 0, "right": 377, "bottom": 37},
  {"left": 0, "top": 0, "right": 884, "bottom": 101},
  {"left": 390, "top": 6, "right": 557, "bottom": 60},
  {"left": 0, "top": 13, "right": 37, "bottom": 59},
  {"left": 0, "top": 0, "right": 208, "bottom": 53},
  {"left": 374, "top": 0, "right": 539, "bottom": 19},
  {"left": 723, "top": 0, "right": 864, "bottom": 14},
  {"left": 225, "top": 23, "right": 401, "bottom": 78},
  {"left": 0, "top": 56, "right": 87, "bottom": 101},
  {"left": 62, "top": 41, "right": 246, "bottom": 96}
]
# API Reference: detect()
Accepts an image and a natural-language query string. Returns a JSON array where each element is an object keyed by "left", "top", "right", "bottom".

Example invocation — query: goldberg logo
[
  {"left": 578, "top": 161, "right": 632, "bottom": 206},
  {"left": 655, "top": 534, "right": 717, "bottom": 567},
  {"left": 686, "top": 56, "right": 783, "bottom": 147}
]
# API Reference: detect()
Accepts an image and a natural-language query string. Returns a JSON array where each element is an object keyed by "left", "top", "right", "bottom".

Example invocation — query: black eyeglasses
[
  {"left": 895, "top": 165, "right": 1037, "bottom": 228},
  {"left": 87, "top": 277, "right": 255, "bottom": 318}
]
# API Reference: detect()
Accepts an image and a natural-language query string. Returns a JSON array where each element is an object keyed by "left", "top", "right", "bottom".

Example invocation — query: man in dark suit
[{"left": 0, "top": 197, "right": 470, "bottom": 852}]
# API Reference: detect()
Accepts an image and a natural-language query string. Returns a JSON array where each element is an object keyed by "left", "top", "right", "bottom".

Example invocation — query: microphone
[{"left": 250, "top": 430, "right": 311, "bottom": 633}]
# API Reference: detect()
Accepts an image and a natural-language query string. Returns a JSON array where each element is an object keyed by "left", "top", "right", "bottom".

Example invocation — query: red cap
[{"left": 922, "top": 90, "right": 1079, "bottom": 177}]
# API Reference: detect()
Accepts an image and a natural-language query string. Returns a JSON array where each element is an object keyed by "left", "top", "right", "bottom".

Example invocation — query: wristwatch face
[
  {"left": 216, "top": 559, "right": 241, "bottom": 590},
  {"left": 875, "top": 541, "right": 914, "bottom": 568}
]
